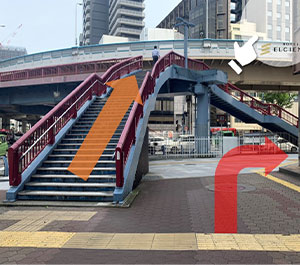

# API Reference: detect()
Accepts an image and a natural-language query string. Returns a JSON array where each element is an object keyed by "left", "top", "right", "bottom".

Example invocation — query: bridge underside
[{"left": 0, "top": 81, "right": 81, "bottom": 124}]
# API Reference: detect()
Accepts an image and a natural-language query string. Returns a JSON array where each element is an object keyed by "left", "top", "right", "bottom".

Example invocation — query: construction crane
[{"left": 0, "top": 24, "right": 23, "bottom": 47}]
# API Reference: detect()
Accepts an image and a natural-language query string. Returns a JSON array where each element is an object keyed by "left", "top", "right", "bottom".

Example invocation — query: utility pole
[
  {"left": 175, "top": 17, "right": 195, "bottom": 68},
  {"left": 206, "top": 0, "right": 208, "bottom": 38}
]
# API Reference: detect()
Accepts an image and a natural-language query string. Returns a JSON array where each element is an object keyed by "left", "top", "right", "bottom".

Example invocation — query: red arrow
[{"left": 215, "top": 137, "right": 288, "bottom": 233}]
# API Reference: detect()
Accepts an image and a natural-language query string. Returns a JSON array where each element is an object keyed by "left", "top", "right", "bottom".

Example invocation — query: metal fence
[
  {"left": 149, "top": 133, "right": 298, "bottom": 160},
  {"left": 149, "top": 136, "right": 223, "bottom": 159}
]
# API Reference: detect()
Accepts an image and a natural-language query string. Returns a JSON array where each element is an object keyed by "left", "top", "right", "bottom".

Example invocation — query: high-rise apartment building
[
  {"left": 82, "top": 0, "right": 109, "bottom": 45},
  {"left": 245, "top": 0, "right": 293, "bottom": 41},
  {"left": 109, "top": 0, "right": 145, "bottom": 41}
]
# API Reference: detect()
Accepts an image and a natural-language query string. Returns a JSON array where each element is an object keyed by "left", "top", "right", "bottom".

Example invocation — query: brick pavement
[{"left": 0, "top": 172, "right": 299, "bottom": 263}]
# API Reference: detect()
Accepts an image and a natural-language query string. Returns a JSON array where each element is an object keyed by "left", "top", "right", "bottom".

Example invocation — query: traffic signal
[{"left": 230, "top": 0, "right": 243, "bottom": 24}]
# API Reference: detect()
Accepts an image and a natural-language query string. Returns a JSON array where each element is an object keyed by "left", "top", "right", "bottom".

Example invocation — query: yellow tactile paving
[
  {"left": 0, "top": 232, "right": 299, "bottom": 251},
  {"left": 152, "top": 233, "right": 197, "bottom": 250},
  {"left": 63, "top": 233, "right": 115, "bottom": 249},
  {"left": 0, "top": 211, "right": 97, "bottom": 232},
  {"left": 0, "top": 231, "right": 75, "bottom": 248},
  {"left": 255, "top": 169, "right": 300, "bottom": 193}
]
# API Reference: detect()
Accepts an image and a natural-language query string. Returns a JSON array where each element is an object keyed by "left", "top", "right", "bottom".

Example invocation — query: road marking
[
  {"left": 254, "top": 162, "right": 300, "bottom": 193},
  {"left": 256, "top": 171, "right": 300, "bottom": 193},
  {"left": 0, "top": 232, "right": 299, "bottom": 251},
  {"left": 0, "top": 211, "right": 97, "bottom": 232}
]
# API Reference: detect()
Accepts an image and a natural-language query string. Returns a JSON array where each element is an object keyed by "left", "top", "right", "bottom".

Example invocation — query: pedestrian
[{"left": 152, "top": 46, "right": 160, "bottom": 65}]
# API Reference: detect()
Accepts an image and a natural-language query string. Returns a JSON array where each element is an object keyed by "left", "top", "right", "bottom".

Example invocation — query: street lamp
[
  {"left": 175, "top": 17, "right": 195, "bottom": 69},
  {"left": 75, "top": 2, "right": 83, "bottom": 46}
]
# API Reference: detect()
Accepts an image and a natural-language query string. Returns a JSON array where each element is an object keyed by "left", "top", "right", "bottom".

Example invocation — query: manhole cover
[{"left": 206, "top": 184, "right": 256, "bottom": 193}]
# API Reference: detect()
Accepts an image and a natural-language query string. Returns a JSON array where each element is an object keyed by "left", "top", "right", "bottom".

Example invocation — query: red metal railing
[
  {"left": 220, "top": 83, "right": 299, "bottom": 128},
  {"left": 0, "top": 58, "right": 127, "bottom": 82},
  {"left": 115, "top": 51, "right": 210, "bottom": 187},
  {"left": 8, "top": 56, "right": 143, "bottom": 186}
]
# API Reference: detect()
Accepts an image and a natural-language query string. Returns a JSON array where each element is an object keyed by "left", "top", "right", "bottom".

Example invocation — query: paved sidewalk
[{"left": 0, "top": 157, "right": 299, "bottom": 264}]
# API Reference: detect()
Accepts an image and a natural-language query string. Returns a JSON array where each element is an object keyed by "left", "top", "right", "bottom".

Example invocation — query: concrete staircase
[{"left": 17, "top": 97, "right": 132, "bottom": 202}]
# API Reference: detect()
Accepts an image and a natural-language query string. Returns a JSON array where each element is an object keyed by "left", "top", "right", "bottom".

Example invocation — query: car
[
  {"left": 276, "top": 138, "right": 298, "bottom": 153},
  {"left": 149, "top": 136, "right": 179, "bottom": 154},
  {"left": 149, "top": 137, "right": 165, "bottom": 154}
]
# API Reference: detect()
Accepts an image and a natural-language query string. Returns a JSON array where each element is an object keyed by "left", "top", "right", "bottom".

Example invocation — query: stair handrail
[
  {"left": 0, "top": 58, "right": 126, "bottom": 82},
  {"left": 222, "top": 83, "right": 298, "bottom": 127},
  {"left": 115, "top": 51, "right": 209, "bottom": 188},
  {"left": 8, "top": 56, "right": 143, "bottom": 186}
]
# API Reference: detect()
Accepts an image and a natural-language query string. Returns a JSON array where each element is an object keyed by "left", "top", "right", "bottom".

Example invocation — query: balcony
[
  {"left": 109, "top": 9, "right": 145, "bottom": 29},
  {"left": 109, "top": 0, "right": 145, "bottom": 16},
  {"left": 115, "top": 27, "right": 142, "bottom": 37},
  {"left": 84, "top": 4, "right": 91, "bottom": 15},
  {"left": 84, "top": 21, "right": 91, "bottom": 30},
  {"left": 110, "top": 17, "right": 145, "bottom": 35},
  {"left": 84, "top": 0, "right": 91, "bottom": 7},
  {"left": 84, "top": 12, "right": 91, "bottom": 22}
]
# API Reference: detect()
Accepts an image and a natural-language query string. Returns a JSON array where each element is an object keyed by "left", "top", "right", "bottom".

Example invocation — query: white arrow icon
[{"left": 229, "top": 35, "right": 259, "bottom": 75}]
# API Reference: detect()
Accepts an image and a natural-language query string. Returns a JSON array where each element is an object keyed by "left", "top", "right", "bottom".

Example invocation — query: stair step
[
  {"left": 37, "top": 167, "right": 115, "bottom": 171},
  {"left": 43, "top": 160, "right": 115, "bottom": 165},
  {"left": 57, "top": 143, "right": 117, "bottom": 147},
  {"left": 53, "top": 148, "right": 115, "bottom": 152},
  {"left": 48, "top": 154, "right": 114, "bottom": 158},
  {"left": 31, "top": 174, "right": 116, "bottom": 183},
  {"left": 25, "top": 182, "right": 115, "bottom": 188},
  {"left": 66, "top": 133, "right": 122, "bottom": 137},
  {"left": 18, "top": 190, "right": 113, "bottom": 197},
  {"left": 61, "top": 139, "right": 119, "bottom": 143},
  {"left": 32, "top": 174, "right": 116, "bottom": 179}
]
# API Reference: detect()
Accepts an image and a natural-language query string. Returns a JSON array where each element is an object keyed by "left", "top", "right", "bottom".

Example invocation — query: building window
[
  {"left": 285, "top": 14, "right": 290, "bottom": 20},
  {"left": 285, "top": 1, "right": 290, "bottom": 7},
  {"left": 285, "top": 27, "right": 290, "bottom": 33},
  {"left": 277, "top": 25, "right": 281, "bottom": 31},
  {"left": 268, "top": 30, "right": 273, "bottom": 38},
  {"left": 277, "top": 13, "right": 281, "bottom": 19}
]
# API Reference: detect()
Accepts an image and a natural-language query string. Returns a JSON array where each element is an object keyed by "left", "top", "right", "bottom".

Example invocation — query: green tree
[{"left": 259, "top": 92, "right": 297, "bottom": 109}]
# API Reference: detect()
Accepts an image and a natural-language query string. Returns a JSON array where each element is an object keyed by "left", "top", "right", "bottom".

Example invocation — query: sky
[{"left": 0, "top": 0, "right": 181, "bottom": 54}]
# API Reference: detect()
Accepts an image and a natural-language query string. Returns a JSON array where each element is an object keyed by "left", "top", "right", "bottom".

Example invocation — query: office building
[
  {"left": 0, "top": 46, "right": 27, "bottom": 61},
  {"left": 157, "top": 0, "right": 249, "bottom": 39},
  {"left": 109, "top": 0, "right": 145, "bottom": 41},
  {"left": 82, "top": 0, "right": 109, "bottom": 45}
]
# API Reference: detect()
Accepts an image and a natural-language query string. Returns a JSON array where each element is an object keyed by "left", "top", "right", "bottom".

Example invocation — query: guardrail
[
  {"left": 115, "top": 51, "right": 210, "bottom": 188},
  {"left": 220, "top": 83, "right": 299, "bottom": 128},
  {"left": 0, "top": 58, "right": 124, "bottom": 82},
  {"left": 8, "top": 56, "right": 143, "bottom": 186}
]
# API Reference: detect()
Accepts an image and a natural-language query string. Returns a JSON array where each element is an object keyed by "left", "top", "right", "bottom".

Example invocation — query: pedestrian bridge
[
  {"left": 5, "top": 52, "right": 299, "bottom": 205},
  {"left": 1, "top": 39, "right": 299, "bottom": 91}
]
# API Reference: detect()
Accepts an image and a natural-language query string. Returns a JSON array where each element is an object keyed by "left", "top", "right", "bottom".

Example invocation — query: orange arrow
[{"left": 68, "top": 75, "right": 143, "bottom": 181}]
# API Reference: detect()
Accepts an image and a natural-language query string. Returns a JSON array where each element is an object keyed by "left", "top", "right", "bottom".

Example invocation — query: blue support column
[{"left": 194, "top": 84, "right": 210, "bottom": 154}]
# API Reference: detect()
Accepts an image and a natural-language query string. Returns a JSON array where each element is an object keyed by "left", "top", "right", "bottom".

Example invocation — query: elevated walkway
[{"left": 5, "top": 52, "right": 299, "bottom": 204}]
